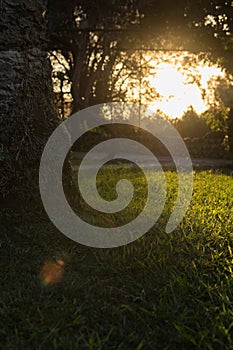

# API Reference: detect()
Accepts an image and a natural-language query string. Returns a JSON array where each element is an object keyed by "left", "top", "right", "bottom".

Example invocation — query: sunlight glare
[{"left": 148, "top": 62, "right": 224, "bottom": 118}]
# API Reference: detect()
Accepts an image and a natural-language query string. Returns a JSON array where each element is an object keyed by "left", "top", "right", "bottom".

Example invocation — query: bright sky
[{"left": 147, "top": 62, "right": 225, "bottom": 118}]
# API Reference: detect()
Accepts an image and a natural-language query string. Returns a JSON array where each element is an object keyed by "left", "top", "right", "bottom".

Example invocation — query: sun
[{"left": 147, "top": 61, "right": 225, "bottom": 118}]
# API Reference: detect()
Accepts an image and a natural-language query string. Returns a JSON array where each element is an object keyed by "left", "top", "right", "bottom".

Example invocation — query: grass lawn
[{"left": 1, "top": 168, "right": 233, "bottom": 349}]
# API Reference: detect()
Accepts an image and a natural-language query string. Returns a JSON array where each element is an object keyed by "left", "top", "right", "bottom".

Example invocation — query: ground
[{"left": 1, "top": 169, "right": 233, "bottom": 349}]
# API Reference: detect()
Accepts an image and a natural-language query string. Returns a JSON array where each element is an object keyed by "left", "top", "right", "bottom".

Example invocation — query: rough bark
[{"left": 0, "top": 0, "right": 58, "bottom": 210}]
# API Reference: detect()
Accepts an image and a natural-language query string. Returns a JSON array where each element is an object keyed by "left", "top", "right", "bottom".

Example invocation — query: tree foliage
[
  {"left": 47, "top": 0, "right": 142, "bottom": 112},
  {"left": 174, "top": 107, "right": 210, "bottom": 138}
]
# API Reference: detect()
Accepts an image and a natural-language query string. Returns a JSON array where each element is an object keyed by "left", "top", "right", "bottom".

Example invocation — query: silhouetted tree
[
  {"left": 47, "top": 0, "right": 142, "bottom": 112},
  {"left": 175, "top": 107, "right": 210, "bottom": 138}
]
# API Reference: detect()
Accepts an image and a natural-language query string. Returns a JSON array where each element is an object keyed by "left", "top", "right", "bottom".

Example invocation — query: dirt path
[{"left": 72, "top": 152, "right": 233, "bottom": 169}]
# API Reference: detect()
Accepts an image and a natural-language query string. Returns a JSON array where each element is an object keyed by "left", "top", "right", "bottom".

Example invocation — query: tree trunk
[{"left": 0, "top": 0, "right": 59, "bottom": 210}]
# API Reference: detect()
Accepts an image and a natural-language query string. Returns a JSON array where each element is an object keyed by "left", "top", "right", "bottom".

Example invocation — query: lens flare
[{"left": 39, "top": 259, "right": 65, "bottom": 286}]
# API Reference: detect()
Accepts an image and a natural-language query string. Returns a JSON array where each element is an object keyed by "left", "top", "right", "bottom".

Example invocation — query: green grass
[{"left": 1, "top": 169, "right": 233, "bottom": 349}]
